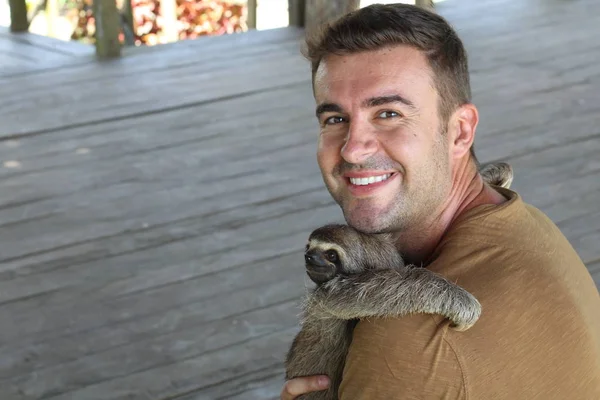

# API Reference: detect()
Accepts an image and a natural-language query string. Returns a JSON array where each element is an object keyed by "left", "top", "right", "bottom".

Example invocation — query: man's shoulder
[
  {"left": 430, "top": 188, "right": 585, "bottom": 278},
  {"left": 443, "top": 188, "right": 560, "bottom": 248},
  {"left": 428, "top": 188, "right": 594, "bottom": 313},
  {"left": 341, "top": 190, "right": 600, "bottom": 400}
]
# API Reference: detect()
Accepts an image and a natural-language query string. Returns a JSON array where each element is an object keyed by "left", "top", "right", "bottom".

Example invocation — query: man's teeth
[{"left": 349, "top": 174, "right": 392, "bottom": 186}]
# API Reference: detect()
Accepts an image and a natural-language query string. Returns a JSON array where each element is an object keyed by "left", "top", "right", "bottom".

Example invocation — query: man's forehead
[
  {"left": 313, "top": 47, "right": 434, "bottom": 101},
  {"left": 316, "top": 46, "right": 430, "bottom": 77}
]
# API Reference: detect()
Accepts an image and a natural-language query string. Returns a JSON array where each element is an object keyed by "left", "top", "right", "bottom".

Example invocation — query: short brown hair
[{"left": 302, "top": 3, "right": 477, "bottom": 162}]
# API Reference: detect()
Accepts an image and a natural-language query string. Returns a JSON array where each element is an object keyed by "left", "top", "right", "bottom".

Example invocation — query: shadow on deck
[{"left": 0, "top": 0, "right": 599, "bottom": 398}]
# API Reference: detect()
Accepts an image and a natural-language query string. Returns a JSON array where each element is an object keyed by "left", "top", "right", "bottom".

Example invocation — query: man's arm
[{"left": 338, "top": 313, "right": 466, "bottom": 400}]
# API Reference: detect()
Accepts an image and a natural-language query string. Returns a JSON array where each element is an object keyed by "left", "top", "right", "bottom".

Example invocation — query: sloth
[
  {"left": 284, "top": 224, "right": 481, "bottom": 399},
  {"left": 479, "top": 161, "right": 513, "bottom": 189},
  {"left": 284, "top": 162, "right": 514, "bottom": 400}
]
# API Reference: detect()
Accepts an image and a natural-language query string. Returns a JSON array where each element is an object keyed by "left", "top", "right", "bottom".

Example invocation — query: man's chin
[
  {"left": 342, "top": 210, "right": 391, "bottom": 234},
  {"left": 334, "top": 191, "right": 402, "bottom": 232}
]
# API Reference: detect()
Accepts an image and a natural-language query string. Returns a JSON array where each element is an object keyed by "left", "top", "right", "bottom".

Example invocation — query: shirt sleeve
[{"left": 338, "top": 313, "right": 467, "bottom": 400}]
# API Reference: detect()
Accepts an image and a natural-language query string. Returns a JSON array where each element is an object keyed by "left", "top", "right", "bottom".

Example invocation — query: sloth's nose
[{"left": 304, "top": 251, "right": 329, "bottom": 269}]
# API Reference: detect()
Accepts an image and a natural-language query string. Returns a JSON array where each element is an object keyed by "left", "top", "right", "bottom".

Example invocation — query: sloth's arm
[{"left": 305, "top": 268, "right": 481, "bottom": 331}]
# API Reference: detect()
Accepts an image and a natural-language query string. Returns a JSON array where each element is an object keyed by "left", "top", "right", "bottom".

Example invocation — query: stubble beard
[
  {"left": 339, "top": 187, "right": 412, "bottom": 234},
  {"left": 328, "top": 135, "right": 451, "bottom": 236}
]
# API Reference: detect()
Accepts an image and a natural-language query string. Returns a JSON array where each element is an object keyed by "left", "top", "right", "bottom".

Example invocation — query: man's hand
[{"left": 280, "top": 375, "right": 330, "bottom": 399}]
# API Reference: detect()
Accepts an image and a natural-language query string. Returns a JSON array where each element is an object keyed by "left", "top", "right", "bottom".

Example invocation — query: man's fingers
[{"left": 280, "top": 375, "right": 330, "bottom": 399}]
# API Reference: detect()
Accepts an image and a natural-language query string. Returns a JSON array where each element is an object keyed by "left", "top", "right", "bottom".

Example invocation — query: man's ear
[{"left": 448, "top": 103, "right": 478, "bottom": 160}]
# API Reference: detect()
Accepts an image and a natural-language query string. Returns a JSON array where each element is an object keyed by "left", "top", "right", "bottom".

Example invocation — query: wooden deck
[
  {"left": 0, "top": 0, "right": 599, "bottom": 398},
  {"left": 0, "top": 26, "right": 95, "bottom": 75}
]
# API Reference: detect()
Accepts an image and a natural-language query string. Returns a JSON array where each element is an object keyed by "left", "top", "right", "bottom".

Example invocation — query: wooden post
[
  {"left": 302, "top": 0, "right": 359, "bottom": 35},
  {"left": 288, "top": 0, "right": 305, "bottom": 27},
  {"left": 8, "top": 0, "right": 29, "bottom": 32},
  {"left": 160, "top": 0, "right": 179, "bottom": 42},
  {"left": 46, "top": 0, "right": 59, "bottom": 37},
  {"left": 93, "top": 0, "right": 122, "bottom": 58},
  {"left": 415, "top": 0, "right": 435, "bottom": 10},
  {"left": 120, "top": 0, "right": 136, "bottom": 46},
  {"left": 246, "top": 0, "right": 257, "bottom": 29}
]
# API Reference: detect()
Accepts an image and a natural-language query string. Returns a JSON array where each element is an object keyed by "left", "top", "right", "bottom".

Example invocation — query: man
[{"left": 281, "top": 3, "right": 600, "bottom": 399}]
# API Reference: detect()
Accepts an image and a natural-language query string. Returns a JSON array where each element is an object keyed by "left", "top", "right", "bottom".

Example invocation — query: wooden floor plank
[
  {"left": 555, "top": 211, "right": 600, "bottom": 242},
  {"left": 0, "top": 26, "right": 301, "bottom": 79},
  {"left": 0, "top": 37, "right": 72, "bottom": 64},
  {"left": 0, "top": 27, "right": 301, "bottom": 81},
  {"left": 0, "top": 165, "right": 327, "bottom": 276},
  {"left": 0, "top": 83, "right": 313, "bottom": 171},
  {"left": 0, "top": 117, "right": 316, "bottom": 221},
  {"left": 2, "top": 300, "right": 300, "bottom": 398},
  {"left": 0, "top": 278, "right": 304, "bottom": 381},
  {"left": 0, "top": 203, "right": 340, "bottom": 345},
  {"left": 0, "top": 149, "right": 323, "bottom": 262},
  {"left": 0, "top": 27, "right": 94, "bottom": 77},
  {"left": 195, "top": 367, "right": 284, "bottom": 400},
  {"left": 44, "top": 327, "right": 298, "bottom": 400},
  {"left": 0, "top": 0, "right": 598, "bottom": 398},
  {"left": 0, "top": 27, "right": 94, "bottom": 56},
  {"left": 0, "top": 188, "right": 332, "bottom": 305},
  {"left": 592, "top": 269, "right": 600, "bottom": 290},
  {"left": 0, "top": 42, "right": 310, "bottom": 136},
  {"left": 0, "top": 225, "right": 309, "bottom": 318},
  {"left": 569, "top": 231, "right": 600, "bottom": 266},
  {"left": 585, "top": 260, "right": 600, "bottom": 290},
  {"left": 0, "top": 37, "right": 72, "bottom": 66}
]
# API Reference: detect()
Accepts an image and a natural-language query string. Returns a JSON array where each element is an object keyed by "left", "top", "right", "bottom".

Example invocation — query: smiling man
[{"left": 280, "top": 3, "right": 600, "bottom": 400}]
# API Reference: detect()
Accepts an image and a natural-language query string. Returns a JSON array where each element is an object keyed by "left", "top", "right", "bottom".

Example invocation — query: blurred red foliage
[{"left": 70, "top": 0, "right": 248, "bottom": 46}]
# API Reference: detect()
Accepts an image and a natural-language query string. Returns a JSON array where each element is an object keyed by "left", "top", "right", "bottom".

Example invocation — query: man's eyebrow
[
  {"left": 315, "top": 103, "right": 343, "bottom": 117},
  {"left": 315, "top": 95, "right": 415, "bottom": 117},
  {"left": 362, "top": 94, "right": 416, "bottom": 110}
]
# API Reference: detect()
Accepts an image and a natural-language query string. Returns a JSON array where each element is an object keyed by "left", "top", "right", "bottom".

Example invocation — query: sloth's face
[{"left": 304, "top": 242, "right": 344, "bottom": 285}]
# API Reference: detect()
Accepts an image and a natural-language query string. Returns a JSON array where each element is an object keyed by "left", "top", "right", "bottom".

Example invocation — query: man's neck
[{"left": 394, "top": 160, "right": 507, "bottom": 266}]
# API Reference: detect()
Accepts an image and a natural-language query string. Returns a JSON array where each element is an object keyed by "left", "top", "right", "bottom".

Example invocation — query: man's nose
[{"left": 340, "top": 122, "right": 378, "bottom": 164}]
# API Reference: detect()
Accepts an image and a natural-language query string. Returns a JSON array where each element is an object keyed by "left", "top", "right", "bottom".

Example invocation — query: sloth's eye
[{"left": 325, "top": 250, "right": 338, "bottom": 263}]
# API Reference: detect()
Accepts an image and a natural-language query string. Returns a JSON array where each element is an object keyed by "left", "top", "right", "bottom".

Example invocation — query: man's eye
[
  {"left": 324, "top": 116, "right": 345, "bottom": 125},
  {"left": 377, "top": 111, "right": 400, "bottom": 119}
]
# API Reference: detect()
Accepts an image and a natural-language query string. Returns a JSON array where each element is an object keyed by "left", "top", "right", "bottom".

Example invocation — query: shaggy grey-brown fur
[{"left": 480, "top": 161, "right": 513, "bottom": 188}]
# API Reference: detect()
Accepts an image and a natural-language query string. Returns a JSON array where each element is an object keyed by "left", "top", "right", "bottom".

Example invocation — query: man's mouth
[{"left": 348, "top": 173, "right": 393, "bottom": 186}]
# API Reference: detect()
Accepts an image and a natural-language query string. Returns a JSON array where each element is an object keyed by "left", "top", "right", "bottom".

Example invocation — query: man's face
[{"left": 313, "top": 45, "right": 453, "bottom": 234}]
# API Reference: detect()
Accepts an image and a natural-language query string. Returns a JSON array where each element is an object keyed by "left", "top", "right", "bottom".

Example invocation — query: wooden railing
[{"left": 6, "top": 0, "right": 433, "bottom": 60}]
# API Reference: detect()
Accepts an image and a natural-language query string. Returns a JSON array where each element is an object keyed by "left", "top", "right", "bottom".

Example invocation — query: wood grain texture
[
  {"left": 0, "top": 26, "right": 95, "bottom": 76},
  {"left": 0, "top": 0, "right": 598, "bottom": 399}
]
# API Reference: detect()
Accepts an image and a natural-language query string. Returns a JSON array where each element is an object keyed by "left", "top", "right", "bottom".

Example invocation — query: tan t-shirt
[{"left": 339, "top": 187, "right": 600, "bottom": 399}]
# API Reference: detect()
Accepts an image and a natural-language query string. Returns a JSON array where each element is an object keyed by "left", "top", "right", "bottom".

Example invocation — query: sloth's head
[{"left": 304, "top": 224, "right": 403, "bottom": 285}]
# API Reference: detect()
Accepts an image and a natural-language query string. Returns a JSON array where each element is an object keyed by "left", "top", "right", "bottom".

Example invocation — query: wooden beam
[
  {"left": 93, "top": 0, "right": 122, "bottom": 58},
  {"left": 415, "top": 0, "right": 435, "bottom": 10},
  {"left": 160, "top": 0, "right": 179, "bottom": 42},
  {"left": 120, "top": 0, "right": 136, "bottom": 46},
  {"left": 247, "top": 0, "right": 257, "bottom": 29},
  {"left": 8, "top": 0, "right": 29, "bottom": 32},
  {"left": 288, "top": 0, "right": 305, "bottom": 27},
  {"left": 303, "top": 0, "right": 360, "bottom": 35},
  {"left": 45, "top": 0, "right": 59, "bottom": 38}
]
